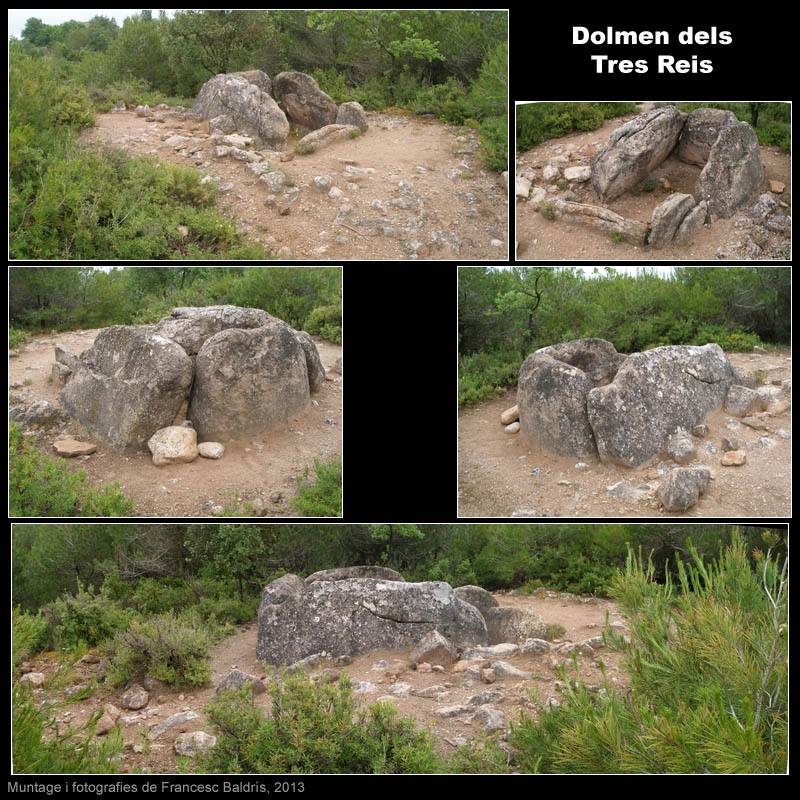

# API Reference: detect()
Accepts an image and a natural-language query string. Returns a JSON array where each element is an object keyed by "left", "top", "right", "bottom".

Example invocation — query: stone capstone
[{"left": 256, "top": 574, "right": 488, "bottom": 665}]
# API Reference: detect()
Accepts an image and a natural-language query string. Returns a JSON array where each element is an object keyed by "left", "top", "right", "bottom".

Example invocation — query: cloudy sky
[{"left": 8, "top": 9, "right": 174, "bottom": 37}]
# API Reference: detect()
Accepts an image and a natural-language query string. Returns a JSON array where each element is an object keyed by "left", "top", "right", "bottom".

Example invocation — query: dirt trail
[
  {"left": 515, "top": 110, "right": 791, "bottom": 261},
  {"left": 81, "top": 109, "right": 508, "bottom": 261},
  {"left": 9, "top": 329, "right": 342, "bottom": 517},
  {"left": 458, "top": 350, "right": 792, "bottom": 518},
  {"left": 20, "top": 591, "right": 628, "bottom": 773}
]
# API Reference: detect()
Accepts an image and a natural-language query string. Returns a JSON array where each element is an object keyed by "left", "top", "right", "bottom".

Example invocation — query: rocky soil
[
  {"left": 515, "top": 106, "right": 791, "bottom": 261},
  {"left": 9, "top": 329, "right": 342, "bottom": 517},
  {"left": 458, "top": 350, "right": 791, "bottom": 518},
  {"left": 81, "top": 108, "right": 508, "bottom": 261},
  {"left": 16, "top": 590, "right": 628, "bottom": 773}
]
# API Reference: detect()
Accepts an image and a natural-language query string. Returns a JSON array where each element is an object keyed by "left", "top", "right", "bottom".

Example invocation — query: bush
[
  {"left": 105, "top": 613, "right": 211, "bottom": 688},
  {"left": 13, "top": 684, "right": 123, "bottom": 773},
  {"left": 9, "top": 423, "right": 134, "bottom": 517},
  {"left": 13, "top": 607, "right": 48, "bottom": 668},
  {"left": 304, "top": 303, "right": 342, "bottom": 344},
  {"left": 202, "top": 675, "right": 443, "bottom": 773},
  {"left": 459, "top": 350, "right": 521, "bottom": 407},
  {"left": 516, "top": 102, "right": 639, "bottom": 152},
  {"left": 43, "top": 583, "right": 133, "bottom": 650},
  {"left": 478, "top": 115, "right": 508, "bottom": 172},
  {"left": 9, "top": 327, "right": 28, "bottom": 348},
  {"left": 291, "top": 458, "right": 343, "bottom": 517},
  {"left": 509, "top": 534, "right": 788, "bottom": 773}
]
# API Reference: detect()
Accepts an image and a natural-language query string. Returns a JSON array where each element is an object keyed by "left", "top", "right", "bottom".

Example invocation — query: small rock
[
  {"left": 198, "top": 441, "right": 225, "bottom": 459},
  {"left": 720, "top": 450, "right": 747, "bottom": 466},
  {"left": 691, "top": 424, "right": 710, "bottom": 438},
  {"left": 52, "top": 438, "right": 97, "bottom": 458},
  {"left": 504, "top": 421, "right": 520, "bottom": 434},
  {"left": 121, "top": 684, "right": 149, "bottom": 711},
  {"left": 480, "top": 668, "right": 496, "bottom": 684},
  {"left": 500, "top": 405, "right": 519, "bottom": 425},
  {"left": 20, "top": 672, "right": 45, "bottom": 687},
  {"left": 174, "top": 731, "right": 217, "bottom": 757}
]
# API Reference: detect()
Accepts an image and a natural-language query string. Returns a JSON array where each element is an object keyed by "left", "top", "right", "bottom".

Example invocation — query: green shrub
[
  {"left": 202, "top": 675, "right": 443, "bottom": 773},
  {"left": 478, "top": 115, "right": 508, "bottom": 172},
  {"left": 43, "top": 583, "right": 133, "bottom": 650},
  {"left": 13, "top": 607, "right": 48, "bottom": 668},
  {"left": 105, "top": 613, "right": 211, "bottom": 688},
  {"left": 9, "top": 327, "right": 28, "bottom": 348},
  {"left": 304, "top": 303, "right": 342, "bottom": 344},
  {"left": 12, "top": 684, "right": 123, "bottom": 773},
  {"left": 690, "top": 324, "right": 761, "bottom": 352},
  {"left": 509, "top": 535, "right": 788, "bottom": 773},
  {"left": 291, "top": 458, "right": 343, "bottom": 518},
  {"left": 459, "top": 350, "right": 521, "bottom": 407},
  {"left": 516, "top": 102, "right": 638, "bottom": 152},
  {"left": 9, "top": 423, "right": 134, "bottom": 517}
]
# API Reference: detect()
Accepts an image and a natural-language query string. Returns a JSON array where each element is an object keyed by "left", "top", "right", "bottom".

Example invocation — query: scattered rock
[
  {"left": 720, "top": 450, "right": 747, "bottom": 466},
  {"left": 174, "top": 731, "right": 217, "bottom": 757},
  {"left": 657, "top": 466, "right": 711, "bottom": 512},
  {"left": 20, "top": 672, "right": 45, "bottom": 687},
  {"left": 500, "top": 405, "right": 519, "bottom": 425},
  {"left": 217, "top": 669, "right": 267, "bottom": 695},
  {"left": 198, "top": 441, "right": 225, "bottom": 459},
  {"left": 148, "top": 425, "right": 199, "bottom": 466},
  {"left": 409, "top": 630, "right": 457, "bottom": 667},
  {"left": 52, "top": 437, "right": 97, "bottom": 458},
  {"left": 149, "top": 710, "right": 199, "bottom": 740},
  {"left": 120, "top": 684, "right": 149, "bottom": 711}
]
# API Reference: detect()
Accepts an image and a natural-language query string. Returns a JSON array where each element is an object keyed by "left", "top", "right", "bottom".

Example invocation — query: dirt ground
[
  {"left": 81, "top": 108, "right": 508, "bottom": 261},
  {"left": 9, "top": 329, "right": 342, "bottom": 517},
  {"left": 458, "top": 350, "right": 792, "bottom": 518},
  {"left": 19, "top": 590, "right": 628, "bottom": 773},
  {"left": 515, "top": 108, "right": 791, "bottom": 261}
]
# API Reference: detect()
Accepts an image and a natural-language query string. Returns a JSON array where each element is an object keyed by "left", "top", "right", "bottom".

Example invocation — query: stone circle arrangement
[
  {"left": 51, "top": 305, "right": 325, "bottom": 466},
  {"left": 135, "top": 69, "right": 368, "bottom": 156},
  {"left": 516, "top": 105, "right": 789, "bottom": 248},
  {"left": 498, "top": 338, "right": 790, "bottom": 512}
]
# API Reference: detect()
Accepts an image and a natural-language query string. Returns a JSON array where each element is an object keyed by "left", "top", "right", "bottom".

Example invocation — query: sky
[{"left": 8, "top": 9, "right": 174, "bottom": 38}]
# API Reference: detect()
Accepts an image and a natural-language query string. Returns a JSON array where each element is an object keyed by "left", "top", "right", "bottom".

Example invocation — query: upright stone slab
[
  {"left": 60, "top": 326, "right": 193, "bottom": 451},
  {"left": 189, "top": 320, "right": 310, "bottom": 440},
  {"left": 677, "top": 108, "right": 737, "bottom": 166},
  {"left": 591, "top": 107, "right": 687, "bottom": 202},
  {"left": 517, "top": 339, "right": 626, "bottom": 457},
  {"left": 194, "top": 71, "right": 289, "bottom": 148},
  {"left": 256, "top": 575, "right": 488, "bottom": 664},
  {"left": 695, "top": 121, "right": 764, "bottom": 220},
  {"left": 273, "top": 71, "right": 338, "bottom": 130},
  {"left": 587, "top": 344, "right": 738, "bottom": 466}
]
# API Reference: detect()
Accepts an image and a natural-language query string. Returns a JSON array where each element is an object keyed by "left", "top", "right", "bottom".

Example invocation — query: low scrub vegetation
[
  {"left": 9, "top": 423, "right": 134, "bottom": 517},
  {"left": 291, "top": 458, "right": 344, "bottom": 518},
  {"left": 203, "top": 676, "right": 442, "bottom": 773},
  {"left": 516, "top": 102, "right": 638, "bottom": 152},
  {"left": 508, "top": 534, "right": 787, "bottom": 773},
  {"left": 10, "top": 266, "right": 341, "bottom": 340},
  {"left": 459, "top": 267, "right": 790, "bottom": 407}
]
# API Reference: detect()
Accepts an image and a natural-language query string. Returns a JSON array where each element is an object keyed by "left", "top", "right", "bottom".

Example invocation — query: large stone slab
[
  {"left": 695, "top": 121, "right": 764, "bottom": 220},
  {"left": 587, "top": 344, "right": 738, "bottom": 466},
  {"left": 591, "top": 107, "right": 687, "bottom": 202},
  {"left": 273, "top": 71, "right": 338, "bottom": 130},
  {"left": 189, "top": 321, "right": 310, "bottom": 441},
  {"left": 256, "top": 575, "right": 488, "bottom": 664},
  {"left": 648, "top": 193, "right": 697, "bottom": 247},
  {"left": 155, "top": 306, "right": 274, "bottom": 356},
  {"left": 551, "top": 199, "right": 649, "bottom": 245},
  {"left": 677, "top": 108, "right": 737, "bottom": 166},
  {"left": 60, "top": 327, "right": 193, "bottom": 451},
  {"left": 518, "top": 339, "right": 626, "bottom": 457},
  {"left": 194, "top": 71, "right": 289, "bottom": 148}
]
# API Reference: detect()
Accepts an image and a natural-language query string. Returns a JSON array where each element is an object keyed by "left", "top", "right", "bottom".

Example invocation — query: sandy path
[
  {"left": 515, "top": 110, "right": 791, "bottom": 261},
  {"left": 9, "top": 329, "right": 342, "bottom": 517},
  {"left": 458, "top": 350, "right": 792, "bottom": 518},
  {"left": 82, "top": 109, "right": 508, "bottom": 261},
  {"left": 21, "top": 590, "right": 628, "bottom": 773}
]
